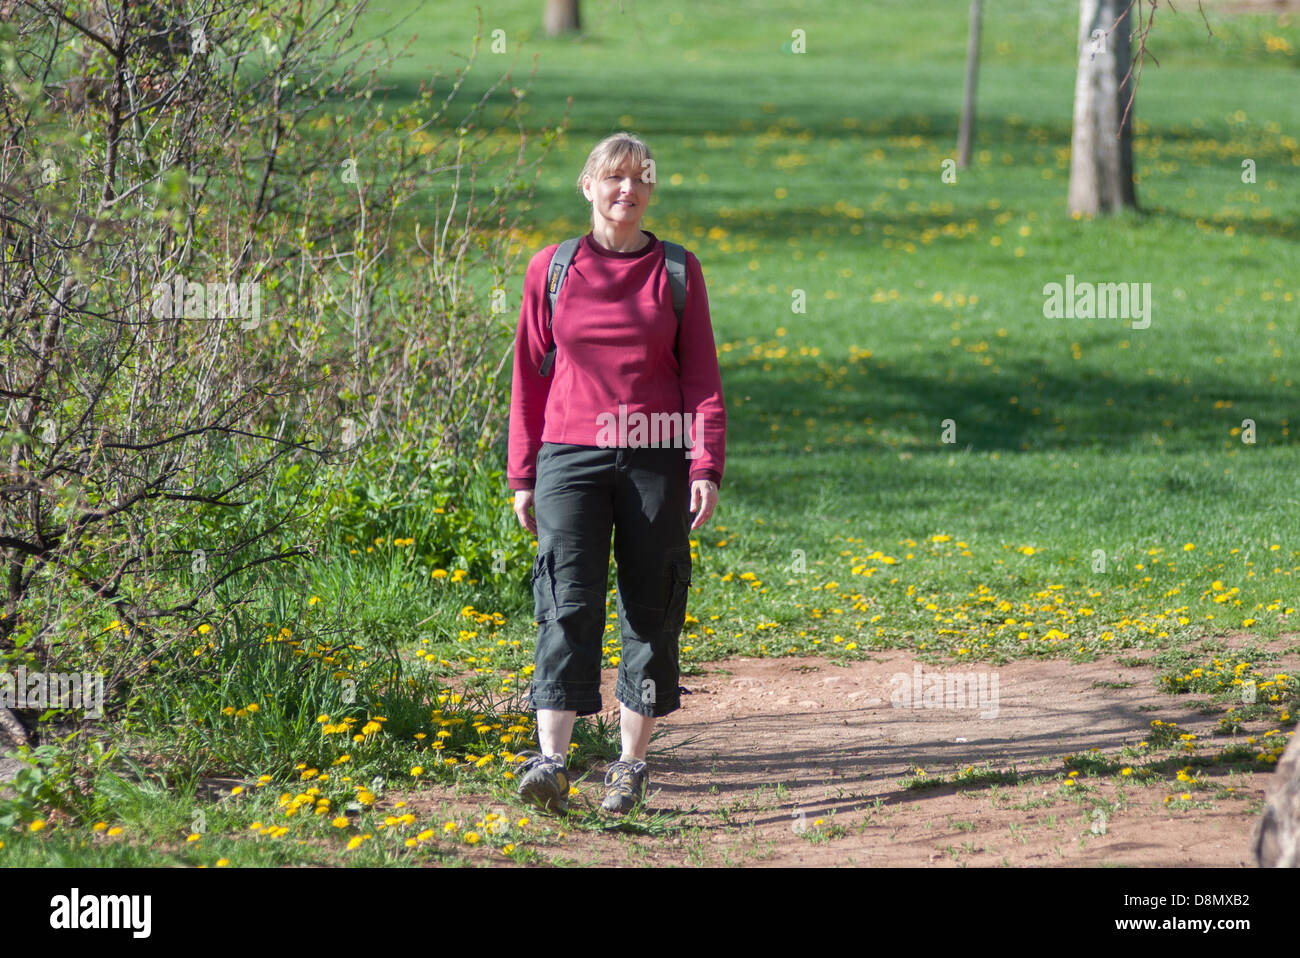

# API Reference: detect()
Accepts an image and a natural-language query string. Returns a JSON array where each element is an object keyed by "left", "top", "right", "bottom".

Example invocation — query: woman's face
[{"left": 583, "top": 158, "right": 653, "bottom": 230}]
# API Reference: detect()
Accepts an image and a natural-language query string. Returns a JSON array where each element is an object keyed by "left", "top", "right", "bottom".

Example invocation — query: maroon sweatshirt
[{"left": 507, "top": 230, "right": 726, "bottom": 491}]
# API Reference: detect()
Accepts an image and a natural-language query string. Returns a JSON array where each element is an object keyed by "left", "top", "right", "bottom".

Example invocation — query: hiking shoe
[
  {"left": 516, "top": 751, "right": 570, "bottom": 813},
  {"left": 601, "top": 758, "right": 650, "bottom": 814}
]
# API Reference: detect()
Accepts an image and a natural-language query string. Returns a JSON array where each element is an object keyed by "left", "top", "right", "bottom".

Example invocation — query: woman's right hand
[{"left": 513, "top": 489, "right": 537, "bottom": 535}]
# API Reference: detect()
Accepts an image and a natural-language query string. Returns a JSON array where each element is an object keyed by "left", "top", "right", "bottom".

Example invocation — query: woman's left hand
[{"left": 688, "top": 479, "right": 718, "bottom": 531}]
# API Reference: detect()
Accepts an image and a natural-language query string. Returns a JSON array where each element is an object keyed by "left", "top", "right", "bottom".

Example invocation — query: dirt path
[
  {"left": 13, "top": 646, "right": 1284, "bottom": 867},
  {"left": 421, "top": 647, "right": 1293, "bottom": 867},
  {"left": 638, "top": 652, "right": 1268, "bottom": 866}
]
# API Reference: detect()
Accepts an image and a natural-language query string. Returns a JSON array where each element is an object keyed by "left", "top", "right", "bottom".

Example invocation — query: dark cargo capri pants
[{"left": 526, "top": 441, "right": 692, "bottom": 719}]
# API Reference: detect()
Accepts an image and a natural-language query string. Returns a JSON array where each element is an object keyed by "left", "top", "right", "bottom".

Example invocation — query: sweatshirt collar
[{"left": 583, "top": 230, "right": 658, "bottom": 259}]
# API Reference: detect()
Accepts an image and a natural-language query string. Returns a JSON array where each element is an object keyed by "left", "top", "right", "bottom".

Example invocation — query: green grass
[{"left": 336, "top": 0, "right": 1300, "bottom": 671}]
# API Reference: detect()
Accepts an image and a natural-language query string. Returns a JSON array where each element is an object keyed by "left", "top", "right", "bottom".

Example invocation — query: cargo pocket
[
  {"left": 531, "top": 543, "right": 559, "bottom": 623},
  {"left": 663, "top": 556, "right": 692, "bottom": 634}
]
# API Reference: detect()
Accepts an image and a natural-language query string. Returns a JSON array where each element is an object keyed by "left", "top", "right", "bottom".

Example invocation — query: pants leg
[
  {"left": 612, "top": 445, "right": 692, "bottom": 718},
  {"left": 527, "top": 443, "right": 615, "bottom": 716}
]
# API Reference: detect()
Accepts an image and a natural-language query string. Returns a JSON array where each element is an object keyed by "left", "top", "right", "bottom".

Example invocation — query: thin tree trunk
[
  {"left": 0, "top": 707, "right": 27, "bottom": 747},
  {"left": 1068, "top": 0, "right": 1137, "bottom": 214},
  {"left": 957, "top": 0, "right": 982, "bottom": 169},
  {"left": 544, "top": 0, "right": 580, "bottom": 36}
]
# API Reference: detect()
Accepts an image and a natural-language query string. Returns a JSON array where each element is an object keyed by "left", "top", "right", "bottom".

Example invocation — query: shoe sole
[{"left": 519, "top": 778, "right": 568, "bottom": 813}]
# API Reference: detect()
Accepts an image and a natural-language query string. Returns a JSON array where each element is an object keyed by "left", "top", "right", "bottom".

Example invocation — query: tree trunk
[
  {"left": 544, "top": 0, "right": 580, "bottom": 36},
  {"left": 1253, "top": 732, "right": 1300, "bottom": 867},
  {"left": 957, "top": 0, "right": 982, "bottom": 169},
  {"left": 1067, "top": 0, "right": 1137, "bottom": 215},
  {"left": 0, "top": 707, "right": 27, "bottom": 747}
]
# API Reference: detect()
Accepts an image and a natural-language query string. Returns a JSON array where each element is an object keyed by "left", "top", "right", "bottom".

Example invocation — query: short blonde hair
[{"left": 577, "top": 132, "right": 655, "bottom": 197}]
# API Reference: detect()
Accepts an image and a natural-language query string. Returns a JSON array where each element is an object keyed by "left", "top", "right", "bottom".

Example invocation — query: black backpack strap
[
  {"left": 537, "top": 237, "right": 687, "bottom": 377},
  {"left": 663, "top": 241, "right": 687, "bottom": 323},
  {"left": 538, "top": 237, "right": 581, "bottom": 377}
]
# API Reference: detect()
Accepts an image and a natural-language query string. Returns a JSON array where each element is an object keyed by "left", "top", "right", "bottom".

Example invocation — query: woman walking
[{"left": 507, "top": 132, "right": 726, "bottom": 814}]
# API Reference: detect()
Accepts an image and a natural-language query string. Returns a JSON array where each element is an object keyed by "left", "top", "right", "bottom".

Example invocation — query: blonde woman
[{"left": 507, "top": 132, "right": 726, "bottom": 813}]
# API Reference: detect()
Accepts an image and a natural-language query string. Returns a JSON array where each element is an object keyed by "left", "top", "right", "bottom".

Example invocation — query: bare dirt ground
[{"left": 409, "top": 641, "right": 1297, "bottom": 867}]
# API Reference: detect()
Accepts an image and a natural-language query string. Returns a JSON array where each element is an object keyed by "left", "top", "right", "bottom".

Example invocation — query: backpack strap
[
  {"left": 537, "top": 236, "right": 687, "bottom": 378},
  {"left": 663, "top": 241, "right": 687, "bottom": 323},
  {"left": 538, "top": 237, "right": 581, "bottom": 377}
]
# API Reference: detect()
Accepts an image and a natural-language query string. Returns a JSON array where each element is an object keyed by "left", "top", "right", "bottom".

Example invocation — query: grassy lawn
[
  {"left": 4, "top": 0, "right": 1297, "bottom": 866},
  {"left": 353, "top": 0, "right": 1300, "bottom": 666}
]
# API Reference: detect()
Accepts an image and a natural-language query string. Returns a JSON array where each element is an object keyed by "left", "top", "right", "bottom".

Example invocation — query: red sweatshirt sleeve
[
  {"left": 507, "top": 245, "right": 557, "bottom": 491},
  {"left": 679, "top": 249, "right": 726, "bottom": 489}
]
